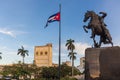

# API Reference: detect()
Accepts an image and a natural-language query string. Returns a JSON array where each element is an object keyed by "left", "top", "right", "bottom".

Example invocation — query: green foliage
[
  {"left": 0, "top": 63, "right": 40, "bottom": 79},
  {"left": 61, "top": 64, "right": 81, "bottom": 76},
  {"left": 61, "top": 77, "right": 77, "bottom": 80},
  {"left": 60, "top": 64, "right": 71, "bottom": 77},
  {"left": 41, "top": 67, "right": 58, "bottom": 80},
  {"left": 40, "top": 64, "right": 81, "bottom": 80},
  {"left": 0, "top": 63, "right": 81, "bottom": 79},
  {"left": 74, "top": 67, "right": 82, "bottom": 75}
]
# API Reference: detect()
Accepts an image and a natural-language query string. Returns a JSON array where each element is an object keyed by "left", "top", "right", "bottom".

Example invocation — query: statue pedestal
[{"left": 85, "top": 46, "right": 120, "bottom": 80}]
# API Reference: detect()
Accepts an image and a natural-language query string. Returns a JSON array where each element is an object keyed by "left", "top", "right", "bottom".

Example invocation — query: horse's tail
[
  {"left": 105, "top": 29, "right": 112, "bottom": 41},
  {"left": 105, "top": 29, "right": 113, "bottom": 46}
]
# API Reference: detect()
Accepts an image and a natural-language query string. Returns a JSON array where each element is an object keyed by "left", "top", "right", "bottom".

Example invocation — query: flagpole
[{"left": 58, "top": 4, "right": 61, "bottom": 80}]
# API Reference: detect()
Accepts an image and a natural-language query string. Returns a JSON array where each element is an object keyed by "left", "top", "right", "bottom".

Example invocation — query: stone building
[
  {"left": 62, "top": 61, "right": 71, "bottom": 66},
  {"left": 80, "top": 57, "right": 85, "bottom": 68},
  {"left": 34, "top": 43, "right": 52, "bottom": 67},
  {"left": 77, "top": 57, "right": 85, "bottom": 73}
]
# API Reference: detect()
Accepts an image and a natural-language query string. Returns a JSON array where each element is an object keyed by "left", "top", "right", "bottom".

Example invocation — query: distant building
[
  {"left": 0, "top": 64, "right": 13, "bottom": 72},
  {"left": 77, "top": 57, "right": 85, "bottom": 73},
  {"left": 62, "top": 61, "right": 71, "bottom": 66},
  {"left": 34, "top": 43, "right": 52, "bottom": 67},
  {"left": 52, "top": 63, "right": 58, "bottom": 67},
  {"left": 0, "top": 65, "right": 4, "bottom": 72},
  {"left": 80, "top": 57, "right": 85, "bottom": 68}
]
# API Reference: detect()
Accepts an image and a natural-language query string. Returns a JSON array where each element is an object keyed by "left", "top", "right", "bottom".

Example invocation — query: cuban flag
[{"left": 45, "top": 12, "right": 60, "bottom": 28}]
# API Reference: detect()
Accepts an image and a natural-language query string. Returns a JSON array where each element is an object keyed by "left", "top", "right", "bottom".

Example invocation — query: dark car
[{"left": 4, "top": 76, "right": 11, "bottom": 80}]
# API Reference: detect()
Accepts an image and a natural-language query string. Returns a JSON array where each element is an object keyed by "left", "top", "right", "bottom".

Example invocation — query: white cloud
[
  {"left": 61, "top": 42, "right": 90, "bottom": 54},
  {"left": 74, "top": 42, "right": 90, "bottom": 54},
  {"left": 0, "top": 28, "right": 15, "bottom": 37},
  {"left": 0, "top": 45, "right": 34, "bottom": 65},
  {"left": 0, "top": 27, "right": 28, "bottom": 38},
  {"left": 52, "top": 42, "right": 90, "bottom": 66}
]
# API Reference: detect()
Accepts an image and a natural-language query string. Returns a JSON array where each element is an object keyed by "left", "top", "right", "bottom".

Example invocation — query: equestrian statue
[{"left": 83, "top": 11, "right": 113, "bottom": 48}]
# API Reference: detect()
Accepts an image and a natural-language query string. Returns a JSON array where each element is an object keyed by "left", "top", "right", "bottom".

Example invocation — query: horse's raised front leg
[
  {"left": 90, "top": 27, "right": 95, "bottom": 38},
  {"left": 83, "top": 25, "right": 88, "bottom": 33}
]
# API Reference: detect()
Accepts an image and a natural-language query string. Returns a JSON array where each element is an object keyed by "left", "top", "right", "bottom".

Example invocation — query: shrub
[{"left": 61, "top": 77, "right": 77, "bottom": 80}]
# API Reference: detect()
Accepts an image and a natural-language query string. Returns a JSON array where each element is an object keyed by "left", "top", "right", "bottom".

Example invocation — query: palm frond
[
  {"left": 65, "top": 42, "right": 69, "bottom": 46},
  {"left": 73, "top": 55, "right": 76, "bottom": 60},
  {"left": 68, "top": 52, "right": 72, "bottom": 57},
  {"left": 0, "top": 52, "right": 2, "bottom": 59},
  {"left": 0, "top": 56, "right": 2, "bottom": 59},
  {"left": 17, "top": 50, "right": 22, "bottom": 55},
  {"left": 70, "top": 56, "right": 72, "bottom": 60},
  {"left": 68, "top": 52, "right": 77, "bottom": 60},
  {"left": 21, "top": 46, "right": 24, "bottom": 50},
  {"left": 17, "top": 46, "right": 29, "bottom": 56}
]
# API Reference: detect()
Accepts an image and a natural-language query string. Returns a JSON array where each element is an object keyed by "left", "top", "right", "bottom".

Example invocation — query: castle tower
[{"left": 34, "top": 43, "right": 52, "bottom": 67}]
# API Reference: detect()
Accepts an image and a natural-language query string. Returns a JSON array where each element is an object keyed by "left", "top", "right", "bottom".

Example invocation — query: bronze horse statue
[{"left": 83, "top": 11, "right": 113, "bottom": 48}]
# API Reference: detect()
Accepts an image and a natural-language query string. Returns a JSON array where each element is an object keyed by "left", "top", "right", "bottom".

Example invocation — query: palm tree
[
  {"left": 0, "top": 52, "right": 2, "bottom": 59},
  {"left": 65, "top": 39, "right": 75, "bottom": 51},
  {"left": 17, "top": 46, "right": 29, "bottom": 64},
  {"left": 65, "top": 39, "right": 76, "bottom": 76}
]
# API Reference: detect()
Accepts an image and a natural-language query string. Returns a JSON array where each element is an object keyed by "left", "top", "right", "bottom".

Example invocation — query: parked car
[{"left": 4, "top": 76, "right": 11, "bottom": 80}]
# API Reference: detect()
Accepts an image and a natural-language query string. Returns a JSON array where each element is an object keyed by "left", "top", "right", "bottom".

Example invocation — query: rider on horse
[
  {"left": 99, "top": 12, "right": 107, "bottom": 27},
  {"left": 83, "top": 11, "right": 113, "bottom": 47},
  {"left": 90, "top": 11, "right": 107, "bottom": 38},
  {"left": 99, "top": 12, "right": 111, "bottom": 44}
]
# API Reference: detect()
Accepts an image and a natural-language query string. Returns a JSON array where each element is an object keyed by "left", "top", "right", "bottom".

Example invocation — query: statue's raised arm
[
  {"left": 99, "top": 12, "right": 107, "bottom": 18},
  {"left": 99, "top": 12, "right": 107, "bottom": 26}
]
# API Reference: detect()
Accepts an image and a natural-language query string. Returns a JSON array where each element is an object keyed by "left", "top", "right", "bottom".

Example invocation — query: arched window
[
  {"left": 40, "top": 52, "right": 43, "bottom": 55},
  {"left": 36, "top": 52, "right": 38, "bottom": 56},
  {"left": 45, "top": 52, "right": 47, "bottom": 55}
]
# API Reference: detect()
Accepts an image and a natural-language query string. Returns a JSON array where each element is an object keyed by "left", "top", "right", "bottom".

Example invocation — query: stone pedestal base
[{"left": 85, "top": 46, "right": 120, "bottom": 80}]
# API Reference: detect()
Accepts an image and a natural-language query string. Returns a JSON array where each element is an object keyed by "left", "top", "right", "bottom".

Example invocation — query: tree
[
  {"left": 17, "top": 46, "right": 29, "bottom": 64},
  {"left": 41, "top": 67, "right": 58, "bottom": 80},
  {"left": 1, "top": 63, "right": 32, "bottom": 80},
  {"left": 65, "top": 39, "right": 76, "bottom": 77},
  {"left": 60, "top": 64, "right": 71, "bottom": 77}
]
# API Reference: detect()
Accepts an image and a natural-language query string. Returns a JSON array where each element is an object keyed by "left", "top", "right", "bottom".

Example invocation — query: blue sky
[{"left": 0, "top": 0, "right": 120, "bottom": 66}]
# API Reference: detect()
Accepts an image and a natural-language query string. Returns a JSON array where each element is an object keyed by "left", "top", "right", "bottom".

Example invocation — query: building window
[
  {"left": 45, "top": 52, "right": 47, "bottom": 55},
  {"left": 36, "top": 52, "right": 38, "bottom": 55},
  {"left": 40, "top": 52, "right": 43, "bottom": 55}
]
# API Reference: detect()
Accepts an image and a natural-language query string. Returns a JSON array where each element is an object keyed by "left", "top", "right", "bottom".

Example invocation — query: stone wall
[{"left": 85, "top": 46, "right": 120, "bottom": 80}]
